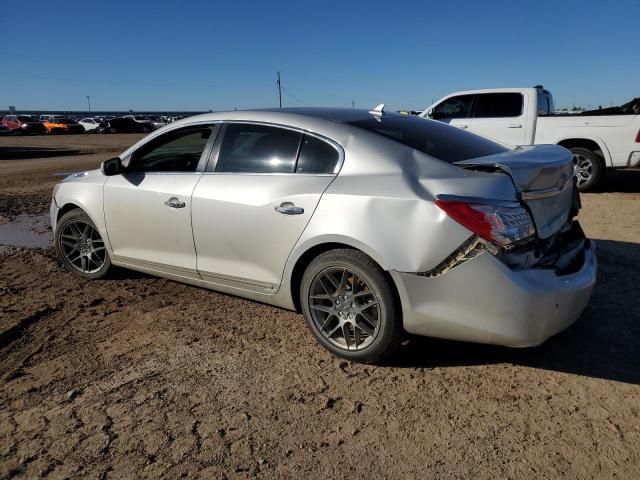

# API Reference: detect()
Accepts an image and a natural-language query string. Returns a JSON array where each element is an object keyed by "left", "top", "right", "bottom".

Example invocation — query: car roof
[
  {"left": 169, "top": 107, "right": 404, "bottom": 129},
  {"left": 120, "top": 107, "right": 405, "bottom": 160}
]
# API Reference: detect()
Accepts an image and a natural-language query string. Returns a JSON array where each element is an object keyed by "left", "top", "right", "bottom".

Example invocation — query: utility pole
[
  {"left": 352, "top": 100, "right": 355, "bottom": 108},
  {"left": 277, "top": 71, "right": 282, "bottom": 108},
  {"left": 86, "top": 96, "right": 91, "bottom": 112}
]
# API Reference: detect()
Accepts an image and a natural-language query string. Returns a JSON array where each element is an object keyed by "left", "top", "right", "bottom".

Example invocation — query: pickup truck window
[
  {"left": 432, "top": 95, "right": 474, "bottom": 119},
  {"left": 473, "top": 93, "right": 523, "bottom": 118},
  {"left": 537, "top": 94, "right": 552, "bottom": 115}
]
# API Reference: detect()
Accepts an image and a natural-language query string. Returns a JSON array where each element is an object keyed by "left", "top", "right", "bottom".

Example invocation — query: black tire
[
  {"left": 571, "top": 147, "right": 603, "bottom": 191},
  {"left": 300, "top": 249, "right": 402, "bottom": 363},
  {"left": 142, "top": 126, "right": 150, "bottom": 133},
  {"left": 55, "top": 208, "right": 112, "bottom": 279}
]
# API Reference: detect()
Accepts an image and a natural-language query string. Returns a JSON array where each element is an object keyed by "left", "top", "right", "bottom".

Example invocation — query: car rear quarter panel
[{"left": 282, "top": 134, "right": 521, "bottom": 279}]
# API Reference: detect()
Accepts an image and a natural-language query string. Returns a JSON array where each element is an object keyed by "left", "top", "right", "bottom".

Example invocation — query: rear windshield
[{"left": 346, "top": 115, "right": 508, "bottom": 163}]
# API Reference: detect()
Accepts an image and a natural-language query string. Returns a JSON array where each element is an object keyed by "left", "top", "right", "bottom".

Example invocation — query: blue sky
[{"left": 2, "top": 0, "right": 639, "bottom": 111}]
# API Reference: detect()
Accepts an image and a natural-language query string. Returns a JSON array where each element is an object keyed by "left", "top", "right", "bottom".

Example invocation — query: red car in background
[{"left": 0, "top": 115, "right": 47, "bottom": 134}]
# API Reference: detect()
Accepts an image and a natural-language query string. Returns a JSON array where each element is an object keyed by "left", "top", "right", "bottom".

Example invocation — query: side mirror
[{"left": 101, "top": 157, "right": 124, "bottom": 176}]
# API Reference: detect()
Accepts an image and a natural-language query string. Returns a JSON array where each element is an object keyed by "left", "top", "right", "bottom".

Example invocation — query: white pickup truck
[{"left": 421, "top": 86, "right": 640, "bottom": 190}]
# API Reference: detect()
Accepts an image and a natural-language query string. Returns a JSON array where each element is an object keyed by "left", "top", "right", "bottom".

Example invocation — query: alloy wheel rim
[
  {"left": 308, "top": 267, "right": 381, "bottom": 351},
  {"left": 573, "top": 153, "right": 593, "bottom": 187},
  {"left": 60, "top": 220, "right": 106, "bottom": 274}
]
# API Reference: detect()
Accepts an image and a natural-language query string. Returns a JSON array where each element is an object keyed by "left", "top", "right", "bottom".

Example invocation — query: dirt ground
[{"left": 1, "top": 134, "right": 639, "bottom": 479}]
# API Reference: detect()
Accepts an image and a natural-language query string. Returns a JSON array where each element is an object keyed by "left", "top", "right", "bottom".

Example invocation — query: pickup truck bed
[{"left": 423, "top": 87, "right": 640, "bottom": 190}]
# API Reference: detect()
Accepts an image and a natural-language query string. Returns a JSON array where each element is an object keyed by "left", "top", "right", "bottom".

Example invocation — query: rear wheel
[
  {"left": 300, "top": 249, "right": 402, "bottom": 363},
  {"left": 571, "top": 147, "right": 603, "bottom": 191},
  {"left": 55, "top": 209, "right": 111, "bottom": 279}
]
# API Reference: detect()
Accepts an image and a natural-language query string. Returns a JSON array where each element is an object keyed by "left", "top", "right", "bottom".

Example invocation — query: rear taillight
[
  {"left": 435, "top": 198, "right": 535, "bottom": 247},
  {"left": 635, "top": 129, "right": 640, "bottom": 143}
]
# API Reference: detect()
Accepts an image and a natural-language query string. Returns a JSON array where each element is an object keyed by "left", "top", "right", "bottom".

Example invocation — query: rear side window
[
  {"left": 296, "top": 135, "right": 339, "bottom": 174},
  {"left": 347, "top": 115, "right": 508, "bottom": 164},
  {"left": 216, "top": 124, "right": 301, "bottom": 173},
  {"left": 432, "top": 95, "right": 474, "bottom": 120},
  {"left": 473, "top": 93, "right": 523, "bottom": 118}
]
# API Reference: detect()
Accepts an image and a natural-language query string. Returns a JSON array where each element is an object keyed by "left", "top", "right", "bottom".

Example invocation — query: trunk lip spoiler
[
  {"left": 434, "top": 194, "right": 520, "bottom": 208},
  {"left": 454, "top": 159, "right": 575, "bottom": 201}
]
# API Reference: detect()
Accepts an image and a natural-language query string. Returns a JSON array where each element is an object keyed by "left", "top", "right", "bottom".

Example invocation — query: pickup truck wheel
[{"left": 571, "top": 147, "right": 603, "bottom": 191}]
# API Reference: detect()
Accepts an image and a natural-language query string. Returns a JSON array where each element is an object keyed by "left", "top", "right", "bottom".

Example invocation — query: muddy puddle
[{"left": 0, "top": 214, "right": 52, "bottom": 249}]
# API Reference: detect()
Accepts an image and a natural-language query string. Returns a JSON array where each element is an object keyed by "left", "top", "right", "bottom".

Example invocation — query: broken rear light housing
[{"left": 435, "top": 196, "right": 536, "bottom": 247}]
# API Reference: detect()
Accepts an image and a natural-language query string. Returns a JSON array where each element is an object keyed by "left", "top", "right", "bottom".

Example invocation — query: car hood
[{"left": 59, "top": 168, "right": 104, "bottom": 183}]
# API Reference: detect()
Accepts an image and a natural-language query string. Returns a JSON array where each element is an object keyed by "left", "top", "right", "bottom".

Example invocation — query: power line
[{"left": 281, "top": 86, "right": 313, "bottom": 107}]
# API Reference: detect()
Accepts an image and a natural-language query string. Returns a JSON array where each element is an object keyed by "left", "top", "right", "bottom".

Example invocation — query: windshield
[{"left": 346, "top": 115, "right": 508, "bottom": 163}]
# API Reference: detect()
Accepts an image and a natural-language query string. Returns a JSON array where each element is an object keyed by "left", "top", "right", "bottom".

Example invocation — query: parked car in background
[
  {"left": 40, "top": 114, "right": 68, "bottom": 123},
  {"left": 51, "top": 108, "right": 596, "bottom": 363},
  {"left": 78, "top": 118, "right": 102, "bottom": 132},
  {"left": 0, "top": 123, "right": 9, "bottom": 135},
  {"left": 42, "top": 117, "right": 85, "bottom": 134},
  {"left": 124, "top": 115, "right": 165, "bottom": 130},
  {"left": 421, "top": 86, "right": 640, "bottom": 190},
  {"left": 146, "top": 115, "right": 167, "bottom": 130},
  {"left": 0, "top": 115, "right": 47, "bottom": 134},
  {"left": 100, "top": 117, "right": 155, "bottom": 134}
]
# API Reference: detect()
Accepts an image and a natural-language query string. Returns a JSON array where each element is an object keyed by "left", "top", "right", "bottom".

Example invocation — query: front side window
[
  {"left": 128, "top": 127, "right": 211, "bottom": 172},
  {"left": 215, "top": 124, "right": 301, "bottom": 173},
  {"left": 432, "top": 95, "right": 474, "bottom": 120},
  {"left": 296, "top": 135, "right": 340, "bottom": 174},
  {"left": 473, "top": 93, "right": 523, "bottom": 118}
]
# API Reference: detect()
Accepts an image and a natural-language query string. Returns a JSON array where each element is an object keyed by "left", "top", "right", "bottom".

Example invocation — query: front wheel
[
  {"left": 300, "top": 249, "right": 402, "bottom": 363},
  {"left": 55, "top": 209, "right": 112, "bottom": 279},
  {"left": 571, "top": 147, "right": 603, "bottom": 191}
]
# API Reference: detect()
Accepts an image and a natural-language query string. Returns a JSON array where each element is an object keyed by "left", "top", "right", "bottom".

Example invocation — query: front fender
[{"left": 53, "top": 177, "right": 111, "bottom": 254}]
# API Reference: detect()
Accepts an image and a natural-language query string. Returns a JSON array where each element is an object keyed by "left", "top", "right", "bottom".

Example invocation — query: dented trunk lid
[{"left": 455, "top": 144, "right": 576, "bottom": 239}]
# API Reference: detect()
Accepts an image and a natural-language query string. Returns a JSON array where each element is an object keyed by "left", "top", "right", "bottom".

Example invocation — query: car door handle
[
  {"left": 275, "top": 202, "right": 304, "bottom": 215},
  {"left": 164, "top": 197, "right": 186, "bottom": 209},
  {"left": 508, "top": 124, "right": 522, "bottom": 128},
  {"left": 457, "top": 125, "right": 469, "bottom": 129}
]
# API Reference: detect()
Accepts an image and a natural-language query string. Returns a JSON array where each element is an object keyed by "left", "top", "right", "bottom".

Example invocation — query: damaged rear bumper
[{"left": 391, "top": 240, "right": 597, "bottom": 348}]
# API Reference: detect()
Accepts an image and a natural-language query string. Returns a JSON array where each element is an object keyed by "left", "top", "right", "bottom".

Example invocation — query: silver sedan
[{"left": 50, "top": 108, "right": 597, "bottom": 363}]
